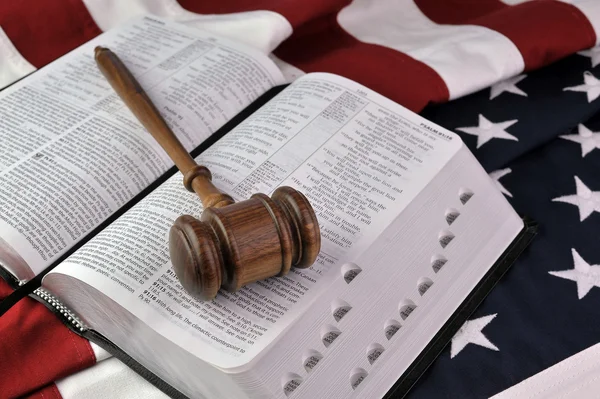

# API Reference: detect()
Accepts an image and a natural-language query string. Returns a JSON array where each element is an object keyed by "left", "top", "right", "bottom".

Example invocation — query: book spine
[{"left": 33, "top": 287, "right": 87, "bottom": 333}]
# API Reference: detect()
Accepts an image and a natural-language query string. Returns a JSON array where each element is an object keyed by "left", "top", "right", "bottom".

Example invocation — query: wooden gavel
[{"left": 94, "top": 47, "right": 321, "bottom": 301}]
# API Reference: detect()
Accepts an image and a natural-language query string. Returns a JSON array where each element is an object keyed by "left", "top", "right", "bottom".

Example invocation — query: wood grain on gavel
[{"left": 94, "top": 46, "right": 321, "bottom": 300}]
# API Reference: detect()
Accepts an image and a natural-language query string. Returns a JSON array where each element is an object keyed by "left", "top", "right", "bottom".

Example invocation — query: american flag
[{"left": 1, "top": 1, "right": 600, "bottom": 398}]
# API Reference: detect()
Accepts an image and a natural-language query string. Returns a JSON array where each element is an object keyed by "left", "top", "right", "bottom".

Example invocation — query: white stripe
[
  {"left": 500, "top": 0, "right": 600, "bottom": 45},
  {"left": 491, "top": 343, "right": 600, "bottom": 398},
  {"left": 499, "top": 0, "right": 530, "bottom": 5},
  {"left": 81, "top": 0, "right": 292, "bottom": 54},
  {"left": 89, "top": 342, "right": 111, "bottom": 362},
  {"left": 269, "top": 53, "right": 305, "bottom": 83},
  {"left": 56, "top": 357, "right": 169, "bottom": 399},
  {"left": 337, "top": 0, "right": 525, "bottom": 100},
  {"left": 0, "top": 26, "right": 36, "bottom": 90}
]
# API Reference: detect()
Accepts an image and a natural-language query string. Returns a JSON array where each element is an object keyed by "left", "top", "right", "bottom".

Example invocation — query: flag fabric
[
  {"left": 1, "top": 1, "right": 600, "bottom": 398},
  {"left": 491, "top": 342, "right": 600, "bottom": 398},
  {"left": 411, "top": 44, "right": 600, "bottom": 399}
]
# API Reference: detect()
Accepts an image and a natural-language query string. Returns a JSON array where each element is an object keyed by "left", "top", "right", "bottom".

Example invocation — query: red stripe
[
  {"left": 273, "top": 13, "right": 449, "bottom": 112},
  {"left": 178, "top": 0, "right": 349, "bottom": 30},
  {"left": 23, "top": 383, "right": 63, "bottom": 399},
  {"left": 0, "top": 0, "right": 101, "bottom": 68},
  {"left": 179, "top": 0, "right": 449, "bottom": 112},
  {"left": 476, "top": 1, "right": 596, "bottom": 70},
  {"left": 0, "top": 276, "right": 12, "bottom": 300},
  {"left": 415, "top": 0, "right": 507, "bottom": 25},
  {"left": 0, "top": 279, "right": 95, "bottom": 398},
  {"left": 417, "top": 0, "right": 597, "bottom": 71}
]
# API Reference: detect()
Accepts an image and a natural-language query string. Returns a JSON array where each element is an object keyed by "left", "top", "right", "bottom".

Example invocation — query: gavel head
[{"left": 169, "top": 186, "right": 321, "bottom": 300}]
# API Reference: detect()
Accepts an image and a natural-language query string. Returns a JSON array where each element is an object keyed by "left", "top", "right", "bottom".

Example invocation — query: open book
[{"left": 0, "top": 16, "right": 535, "bottom": 399}]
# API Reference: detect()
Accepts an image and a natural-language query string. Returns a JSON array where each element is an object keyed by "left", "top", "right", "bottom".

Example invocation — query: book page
[
  {"left": 48, "top": 73, "right": 462, "bottom": 368},
  {"left": 0, "top": 16, "right": 283, "bottom": 279}
]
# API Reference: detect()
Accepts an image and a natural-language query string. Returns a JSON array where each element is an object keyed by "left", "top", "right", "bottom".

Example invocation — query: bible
[{"left": 0, "top": 16, "right": 535, "bottom": 399}]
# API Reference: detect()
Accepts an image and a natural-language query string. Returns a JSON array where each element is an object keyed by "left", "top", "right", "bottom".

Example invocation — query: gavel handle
[{"left": 94, "top": 46, "right": 234, "bottom": 208}]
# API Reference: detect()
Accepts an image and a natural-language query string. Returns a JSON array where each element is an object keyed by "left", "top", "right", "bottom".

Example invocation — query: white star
[
  {"left": 490, "top": 74, "right": 527, "bottom": 100},
  {"left": 549, "top": 248, "right": 600, "bottom": 299},
  {"left": 456, "top": 115, "right": 519, "bottom": 149},
  {"left": 552, "top": 176, "right": 600, "bottom": 222},
  {"left": 560, "top": 124, "right": 600, "bottom": 157},
  {"left": 489, "top": 168, "right": 512, "bottom": 197},
  {"left": 450, "top": 314, "right": 499, "bottom": 358},
  {"left": 578, "top": 47, "right": 600, "bottom": 68},
  {"left": 564, "top": 71, "right": 600, "bottom": 102}
]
